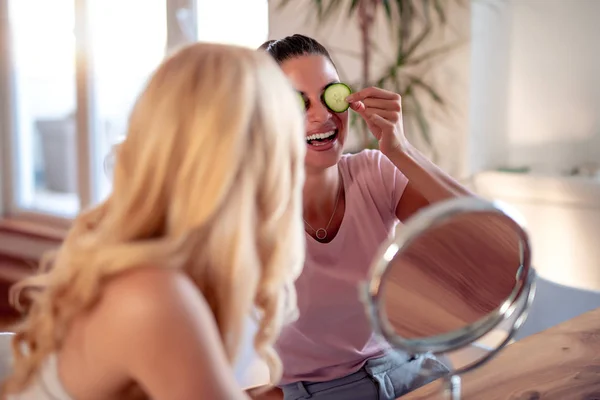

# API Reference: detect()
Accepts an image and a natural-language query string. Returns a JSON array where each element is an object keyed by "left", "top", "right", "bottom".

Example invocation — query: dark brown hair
[{"left": 259, "top": 34, "right": 336, "bottom": 68}]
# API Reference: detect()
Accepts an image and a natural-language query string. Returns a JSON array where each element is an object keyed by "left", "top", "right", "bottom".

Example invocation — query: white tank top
[
  {"left": 7, "top": 354, "right": 73, "bottom": 400},
  {"left": 6, "top": 315, "right": 267, "bottom": 398}
]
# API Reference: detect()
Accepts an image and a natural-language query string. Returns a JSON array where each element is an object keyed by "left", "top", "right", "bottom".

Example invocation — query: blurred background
[{"left": 0, "top": 0, "right": 599, "bottom": 381}]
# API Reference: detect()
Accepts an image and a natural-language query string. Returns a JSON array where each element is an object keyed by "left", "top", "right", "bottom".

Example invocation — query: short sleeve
[{"left": 345, "top": 149, "right": 408, "bottom": 218}]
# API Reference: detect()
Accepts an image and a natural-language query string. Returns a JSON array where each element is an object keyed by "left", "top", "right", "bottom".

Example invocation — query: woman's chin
[{"left": 304, "top": 146, "right": 344, "bottom": 171}]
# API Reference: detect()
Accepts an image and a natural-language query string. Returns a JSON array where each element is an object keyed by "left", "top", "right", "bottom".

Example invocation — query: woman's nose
[{"left": 308, "top": 101, "right": 331, "bottom": 124}]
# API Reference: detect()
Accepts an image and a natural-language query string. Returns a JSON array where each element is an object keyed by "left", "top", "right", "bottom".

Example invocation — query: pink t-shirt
[{"left": 276, "top": 149, "right": 409, "bottom": 384}]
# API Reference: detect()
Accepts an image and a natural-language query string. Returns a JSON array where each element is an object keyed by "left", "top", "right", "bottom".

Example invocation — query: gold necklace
[{"left": 303, "top": 174, "right": 343, "bottom": 241}]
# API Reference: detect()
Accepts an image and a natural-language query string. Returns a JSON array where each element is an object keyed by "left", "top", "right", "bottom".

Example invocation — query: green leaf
[
  {"left": 395, "top": 0, "right": 405, "bottom": 14},
  {"left": 381, "top": 0, "right": 393, "bottom": 21},
  {"left": 408, "top": 75, "right": 445, "bottom": 105},
  {"left": 369, "top": 39, "right": 395, "bottom": 65},
  {"left": 433, "top": 0, "right": 447, "bottom": 23},
  {"left": 393, "top": 1, "right": 435, "bottom": 65},
  {"left": 276, "top": 0, "right": 295, "bottom": 11},
  {"left": 322, "top": 0, "right": 346, "bottom": 20},
  {"left": 402, "top": 22, "right": 433, "bottom": 63},
  {"left": 326, "top": 45, "right": 363, "bottom": 59},
  {"left": 404, "top": 39, "right": 468, "bottom": 66},
  {"left": 406, "top": 93, "right": 434, "bottom": 148},
  {"left": 348, "top": 0, "right": 361, "bottom": 16}
]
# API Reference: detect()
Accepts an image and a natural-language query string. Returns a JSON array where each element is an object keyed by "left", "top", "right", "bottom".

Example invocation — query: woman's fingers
[
  {"left": 350, "top": 104, "right": 398, "bottom": 125},
  {"left": 349, "top": 100, "right": 366, "bottom": 114},
  {"left": 363, "top": 108, "right": 400, "bottom": 124},
  {"left": 346, "top": 86, "right": 400, "bottom": 102},
  {"left": 368, "top": 113, "right": 395, "bottom": 129},
  {"left": 362, "top": 97, "right": 401, "bottom": 112}
]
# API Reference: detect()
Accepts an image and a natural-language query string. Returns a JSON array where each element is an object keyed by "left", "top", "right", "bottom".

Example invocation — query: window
[
  {"left": 0, "top": 0, "right": 269, "bottom": 222},
  {"left": 89, "top": 0, "right": 168, "bottom": 205},
  {"left": 7, "top": 0, "right": 78, "bottom": 218},
  {"left": 196, "top": 0, "right": 268, "bottom": 49}
]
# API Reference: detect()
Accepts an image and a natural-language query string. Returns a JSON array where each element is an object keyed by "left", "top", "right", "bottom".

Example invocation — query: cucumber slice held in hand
[
  {"left": 322, "top": 83, "right": 352, "bottom": 113},
  {"left": 298, "top": 92, "right": 307, "bottom": 111}
]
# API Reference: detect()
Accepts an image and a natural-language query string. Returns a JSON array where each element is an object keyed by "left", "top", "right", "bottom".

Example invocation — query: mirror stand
[
  {"left": 438, "top": 267, "right": 537, "bottom": 400},
  {"left": 444, "top": 375, "right": 461, "bottom": 400}
]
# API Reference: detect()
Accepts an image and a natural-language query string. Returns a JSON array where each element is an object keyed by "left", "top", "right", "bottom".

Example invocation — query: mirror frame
[{"left": 360, "top": 196, "right": 535, "bottom": 357}]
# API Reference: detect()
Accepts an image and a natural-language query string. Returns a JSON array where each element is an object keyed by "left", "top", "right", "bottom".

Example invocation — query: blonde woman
[{"left": 1, "top": 42, "right": 306, "bottom": 400}]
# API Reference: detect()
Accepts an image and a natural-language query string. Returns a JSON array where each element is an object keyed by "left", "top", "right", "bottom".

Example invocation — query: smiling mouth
[{"left": 306, "top": 129, "right": 338, "bottom": 147}]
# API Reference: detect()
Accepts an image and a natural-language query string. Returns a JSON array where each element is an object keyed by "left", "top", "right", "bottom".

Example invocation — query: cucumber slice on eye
[
  {"left": 298, "top": 92, "right": 307, "bottom": 111},
  {"left": 322, "top": 83, "right": 352, "bottom": 113}
]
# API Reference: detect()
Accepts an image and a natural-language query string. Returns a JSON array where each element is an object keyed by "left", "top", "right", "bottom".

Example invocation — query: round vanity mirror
[{"left": 361, "top": 197, "right": 536, "bottom": 399}]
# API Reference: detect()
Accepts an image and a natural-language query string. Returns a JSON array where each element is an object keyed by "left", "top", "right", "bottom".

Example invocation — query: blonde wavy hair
[{"left": 2, "top": 42, "right": 306, "bottom": 394}]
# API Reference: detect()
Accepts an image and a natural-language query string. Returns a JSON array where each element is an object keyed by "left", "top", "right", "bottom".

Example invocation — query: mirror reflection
[{"left": 381, "top": 211, "right": 525, "bottom": 341}]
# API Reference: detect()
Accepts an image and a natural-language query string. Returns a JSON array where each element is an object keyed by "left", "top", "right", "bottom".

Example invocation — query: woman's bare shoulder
[
  {"left": 90, "top": 267, "right": 211, "bottom": 345},
  {"left": 71, "top": 267, "right": 208, "bottom": 361},
  {"left": 102, "top": 267, "right": 198, "bottom": 309},
  {"left": 71, "top": 267, "right": 244, "bottom": 399}
]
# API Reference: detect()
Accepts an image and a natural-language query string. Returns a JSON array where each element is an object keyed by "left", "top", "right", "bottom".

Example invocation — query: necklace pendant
[{"left": 315, "top": 228, "right": 327, "bottom": 240}]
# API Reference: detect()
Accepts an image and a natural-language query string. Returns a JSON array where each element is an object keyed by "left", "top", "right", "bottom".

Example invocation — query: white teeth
[{"left": 306, "top": 130, "right": 336, "bottom": 142}]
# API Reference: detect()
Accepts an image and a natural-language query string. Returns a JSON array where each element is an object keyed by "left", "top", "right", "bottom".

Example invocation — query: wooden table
[{"left": 401, "top": 307, "right": 600, "bottom": 399}]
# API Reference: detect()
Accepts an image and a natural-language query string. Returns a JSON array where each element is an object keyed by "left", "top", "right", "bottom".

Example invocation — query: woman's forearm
[
  {"left": 407, "top": 145, "right": 475, "bottom": 196},
  {"left": 387, "top": 144, "right": 476, "bottom": 203}
]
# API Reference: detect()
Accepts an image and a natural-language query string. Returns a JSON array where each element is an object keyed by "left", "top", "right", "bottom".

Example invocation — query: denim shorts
[{"left": 279, "top": 352, "right": 449, "bottom": 400}]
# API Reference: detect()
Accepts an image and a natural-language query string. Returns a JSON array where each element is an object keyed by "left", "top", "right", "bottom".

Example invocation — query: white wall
[
  {"left": 469, "top": 0, "right": 600, "bottom": 292},
  {"left": 507, "top": 0, "right": 600, "bottom": 172},
  {"left": 476, "top": 171, "right": 600, "bottom": 291},
  {"left": 470, "top": 0, "right": 600, "bottom": 174},
  {"left": 468, "top": 0, "right": 512, "bottom": 174},
  {"left": 268, "top": 1, "right": 472, "bottom": 177}
]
